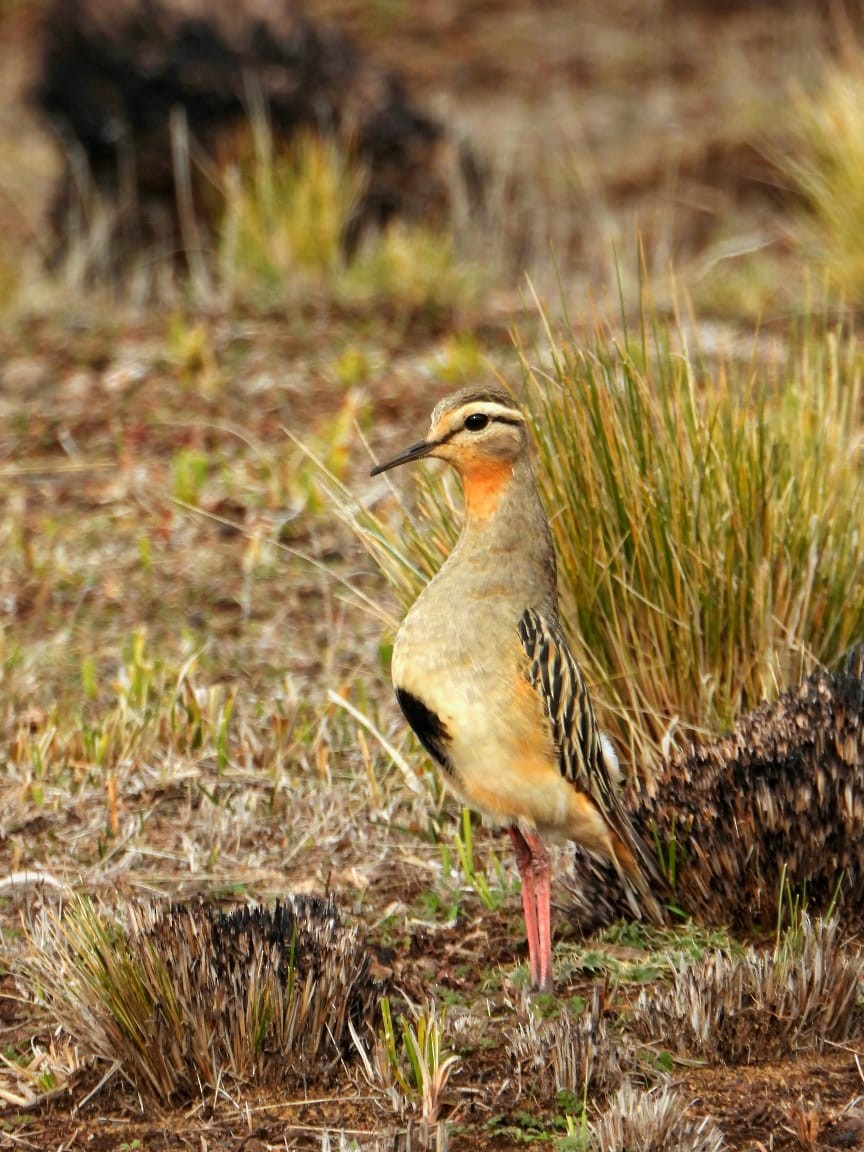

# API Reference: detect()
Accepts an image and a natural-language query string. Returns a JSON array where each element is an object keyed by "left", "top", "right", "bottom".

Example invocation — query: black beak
[{"left": 370, "top": 439, "right": 436, "bottom": 476}]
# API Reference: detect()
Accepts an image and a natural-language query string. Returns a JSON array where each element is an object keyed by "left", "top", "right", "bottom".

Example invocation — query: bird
[{"left": 371, "top": 384, "right": 663, "bottom": 992}]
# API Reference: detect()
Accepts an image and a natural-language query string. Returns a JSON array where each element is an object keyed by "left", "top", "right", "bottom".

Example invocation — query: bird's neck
[{"left": 455, "top": 455, "right": 558, "bottom": 606}]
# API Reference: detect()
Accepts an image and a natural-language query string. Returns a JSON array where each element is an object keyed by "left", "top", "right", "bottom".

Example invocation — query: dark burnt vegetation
[
  {"left": 17, "top": 896, "right": 386, "bottom": 1100},
  {"left": 567, "top": 647, "right": 864, "bottom": 934},
  {"left": 34, "top": 0, "right": 480, "bottom": 276}
]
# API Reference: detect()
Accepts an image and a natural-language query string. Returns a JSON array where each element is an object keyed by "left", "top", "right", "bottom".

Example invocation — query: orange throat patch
[{"left": 462, "top": 460, "right": 512, "bottom": 519}]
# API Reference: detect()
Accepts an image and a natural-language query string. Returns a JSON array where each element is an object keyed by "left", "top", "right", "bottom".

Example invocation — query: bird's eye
[{"left": 464, "top": 412, "right": 489, "bottom": 432}]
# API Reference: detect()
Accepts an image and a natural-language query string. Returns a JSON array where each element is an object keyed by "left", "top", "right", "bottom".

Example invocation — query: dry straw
[{"left": 591, "top": 1083, "right": 727, "bottom": 1152}]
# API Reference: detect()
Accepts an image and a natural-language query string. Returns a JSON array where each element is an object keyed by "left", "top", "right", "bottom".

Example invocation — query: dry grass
[
  {"left": 633, "top": 916, "right": 863, "bottom": 1064},
  {"left": 218, "top": 129, "right": 484, "bottom": 318},
  {"left": 590, "top": 1083, "right": 727, "bottom": 1152},
  {"left": 785, "top": 33, "right": 864, "bottom": 304},
  {"left": 526, "top": 311, "right": 864, "bottom": 768},
  {"left": 507, "top": 985, "right": 625, "bottom": 1102},
  {"left": 15, "top": 895, "right": 384, "bottom": 1100}
]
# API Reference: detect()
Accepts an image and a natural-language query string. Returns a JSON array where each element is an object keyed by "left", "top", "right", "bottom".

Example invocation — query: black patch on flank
[{"left": 395, "top": 688, "right": 454, "bottom": 773}]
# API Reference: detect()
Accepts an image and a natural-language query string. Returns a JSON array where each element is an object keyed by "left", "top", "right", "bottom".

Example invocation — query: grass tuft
[
  {"left": 785, "top": 44, "right": 864, "bottom": 302},
  {"left": 521, "top": 311, "right": 864, "bottom": 767},
  {"left": 590, "top": 1083, "right": 726, "bottom": 1152},
  {"left": 17, "top": 896, "right": 384, "bottom": 1100},
  {"left": 507, "top": 986, "right": 624, "bottom": 1101},
  {"left": 218, "top": 126, "right": 481, "bottom": 317},
  {"left": 219, "top": 131, "right": 364, "bottom": 299},
  {"left": 633, "top": 915, "right": 862, "bottom": 1063}
]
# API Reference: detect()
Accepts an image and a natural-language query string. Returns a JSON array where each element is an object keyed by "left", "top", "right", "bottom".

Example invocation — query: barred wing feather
[
  {"left": 518, "top": 606, "right": 665, "bottom": 923},
  {"left": 517, "top": 607, "right": 625, "bottom": 826}
]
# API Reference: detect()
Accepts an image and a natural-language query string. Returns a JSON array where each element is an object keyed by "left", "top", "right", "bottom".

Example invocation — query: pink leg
[{"left": 509, "top": 826, "right": 554, "bottom": 993}]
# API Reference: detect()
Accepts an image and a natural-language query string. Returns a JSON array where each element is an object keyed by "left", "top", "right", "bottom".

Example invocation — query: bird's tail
[{"left": 609, "top": 829, "right": 666, "bottom": 926}]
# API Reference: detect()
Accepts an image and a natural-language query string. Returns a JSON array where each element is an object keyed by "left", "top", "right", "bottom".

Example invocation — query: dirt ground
[{"left": 1, "top": 1, "right": 863, "bottom": 1150}]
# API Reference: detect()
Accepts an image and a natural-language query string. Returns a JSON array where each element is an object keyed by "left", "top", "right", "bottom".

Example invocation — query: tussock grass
[
  {"left": 507, "top": 986, "right": 624, "bottom": 1100},
  {"left": 219, "top": 131, "right": 364, "bottom": 297},
  {"left": 590, "top": 1083, "right": 726, "bottom": 1152},
  {"left": 344, "top": 302, "right": 864, "bottom": 771},
  {"left": 17, "top": 895, "right": 383, "bottom": 1100},
  {"left": 785, "top": 42, "right": 864, "bottom": 303},
  {"left": 524, "top": 312, "right": 864, "bottom": 767},
  {"left": 633, "top": 915, "right": 863, "bottom": 1063},
  {"left": 218, "top": 128, "right": 482, "bottom": 316}
]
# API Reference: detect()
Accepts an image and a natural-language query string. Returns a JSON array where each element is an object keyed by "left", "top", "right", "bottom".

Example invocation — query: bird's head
[{"left": 370, "top": 386, "right": 529, "bottom": 489}]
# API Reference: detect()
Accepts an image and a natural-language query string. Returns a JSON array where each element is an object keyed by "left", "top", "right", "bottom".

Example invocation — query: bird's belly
[{"left": 392, "top": 616, "right": 572, "bottom": 832}]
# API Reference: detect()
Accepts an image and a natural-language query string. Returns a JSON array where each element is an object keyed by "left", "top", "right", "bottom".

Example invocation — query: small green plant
[
  {"left": 416, "top": 886, "right": 460, "bottom": 925},
  {"left": 555, "top": 920, "right": 740, "bottom": 989},
  {"left": 171, "top": 448, "right": 210, "bottom": 507},
  {"left": 378, "top": 997, "right": 459, "bottom": 1124},
  {"left": 555, "top": 1092, "right": 591, "bottom": 1151},
  {"left": 330, "top": 345, "right": 372, "bottom": 388},
  {"left": 452, "top": 806, "right": 509, "bottom": 910},
  {"left": 166, "top": 312, "right": 221, "bottom": 393},
  {"left": 484, "top": 1110, "right": 554, "bottom": 1145},
  {"left": 773, "top": 864, "right": 844, "bottom": 962},
  {"left": 652, "top": 814, "right": 685, "bottom": 895}
]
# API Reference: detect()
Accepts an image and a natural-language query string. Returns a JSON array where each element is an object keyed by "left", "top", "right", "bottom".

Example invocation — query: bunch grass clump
[
  {"left": 632, "top": 915, "right": 862, "bottom": 1064},
  {"left": 523, "top": 312, "right": 864, "bottom": 767},
  {"left": 507, "top": 986, "right": 624, "bottom": 1100},
  {"left": 785, "top": 43, "right": 864, "bottom": 303},
  {"left": 219, "top": 130, "right": 364, "bottom": 296},
  {"left": 590, "top": 1083, "right": 726, "bottom": 1152},
  {"left": 344, "top": 301, "right": 864, "bottom": 771},
  {"left": 17, "top": 895, "right": 383, "bottom": 1100},
  {"left": 219, "top": 126, "right": 481, "bottom": 316}
]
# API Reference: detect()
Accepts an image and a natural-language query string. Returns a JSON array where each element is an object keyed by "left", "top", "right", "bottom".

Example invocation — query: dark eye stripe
[{"left": 435, "top": 410, "right": 523, "bottom": 447}]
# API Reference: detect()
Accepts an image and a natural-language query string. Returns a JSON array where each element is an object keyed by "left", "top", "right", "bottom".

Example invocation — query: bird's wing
[
  {"left": 517, "top": 606, "right": 621, "bottom": 819},
  {"left": 518, "top": 605, "right": 665, "bottom": 922}
]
